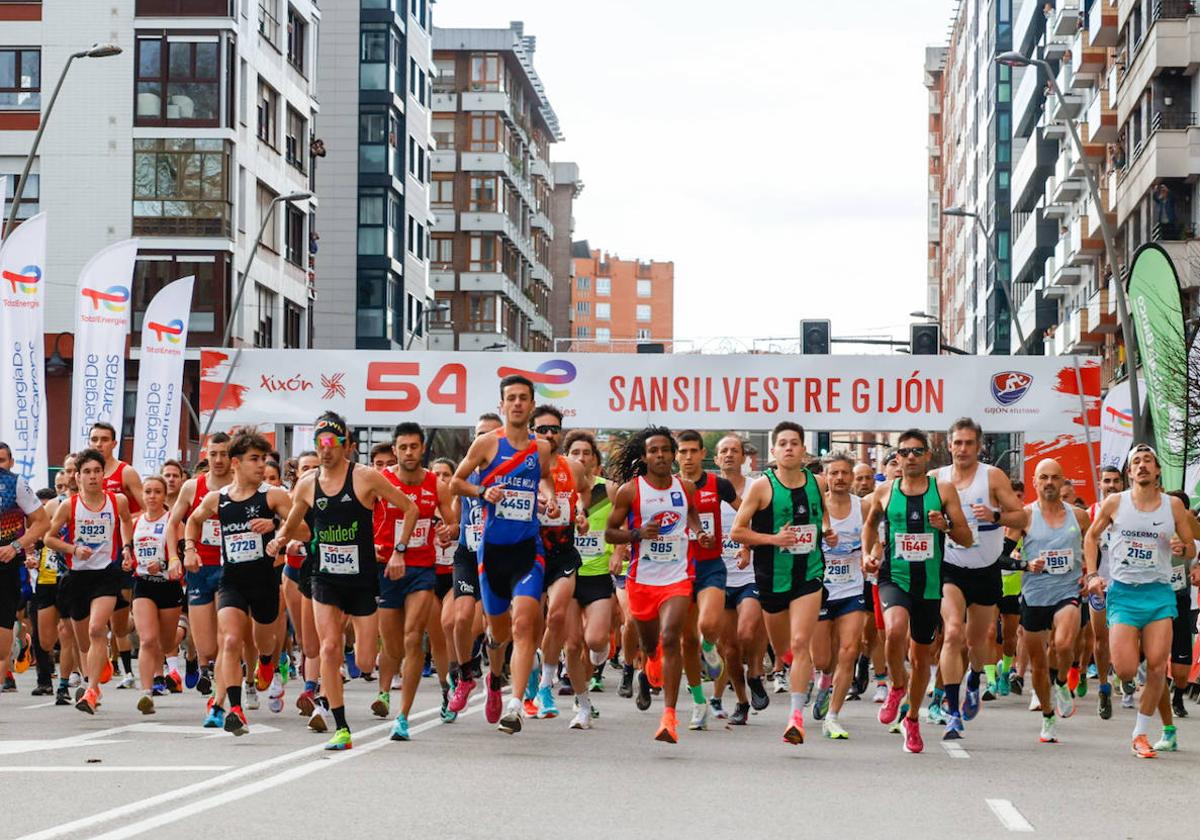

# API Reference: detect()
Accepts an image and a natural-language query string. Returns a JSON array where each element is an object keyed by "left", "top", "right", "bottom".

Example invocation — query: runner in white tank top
[{"left": 1086, "top": 464, "right": 1125, "bottom": 719}]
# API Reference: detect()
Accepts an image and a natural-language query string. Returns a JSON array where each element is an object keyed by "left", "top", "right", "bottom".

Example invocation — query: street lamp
[
  {"left": 3, "top": 43, "right": 122, "bottom": 238},
  {"left": 405, "top": 301, "right": 451, "bottom": 350},
  {"left": 909, "top": 310, "right": 937, "bottom": 320},
  {"left": 942, "top": 205, "right": 1029, "bottom": 352},
  {"left": 995, "top": 49, "right": 1145, "bottom": 444}
]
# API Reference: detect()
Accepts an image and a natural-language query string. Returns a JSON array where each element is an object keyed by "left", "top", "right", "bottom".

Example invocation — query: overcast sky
[{"left": 434, "top": 1, "right": 953, "bottom": 350}]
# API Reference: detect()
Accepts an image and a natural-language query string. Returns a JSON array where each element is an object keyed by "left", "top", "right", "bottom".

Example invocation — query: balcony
[
  {"left": 1013, "top": 208, "right": 1058, "bottom": 284},
  {"left": 1082, "top": 188, "right": 1114, "bottom": 240},
  {"left": 1117, "top": 10, "right": 1200, "bottom": 127},
  {"left": 1014, "top": 63, "right": 1045, "bottom": 137},
  {"left": 1016, "top": 286, "right": 1060, "bottom": 349},
  {"left": 1071, "top": 30, "right": 1107, "bottom": 83},
  {"left": 1115, "top": 118, "right": 1200, "bottom": 220},
  {"left": 1045, "top": 36, "right": 1071, "bottom": 62},
  {"left": 1013, "top": 128, "right": 1058, "bottom": 210},
  {"left": 1088, "top": 283, "right": 1120, "bottom": 334},
  {"left": 459, "top": 151, "right": 535, "bottom": 208},
  {"left": 1086, "top": 88, "right": 1118, "bottom": 143},
  {"left": 1047, "top": 84, "right": 1084, "bottom": 122},
  {"left": 431, "top": 92, "right": 457, "bottom": 112},
  {"left": 460, "top": 90, "right": 512, "bottom": 113},
  {"left": 1091, "top": 0, "right": 1120, "bottom": 47},
  {"left": 531, "top": 210, "right": 554, "bottom": 238},
  {"left": 1066, "top": 305, "right": 1102, "bottom": 350},
  {"left": 431, "top": 208, "right": 456, "bottom": 232},
  {"left": 1157, "top": 237, "right": 1200, "bottom": 280},
  {"left": 428, "top": 269, "right": 454, "bottom": 292},
  {"left": 1015, "top": 0, "right": 1048, "bottom": 55},
  {"left": 529, "top": 156, "right": 554, "bottom": 188},
  {"left": 1052, "top": 238, "right": 1086, "bottom": 285},
  {"left": 530, "top": 261, "right": 552, "bottom": 287},
  {"left": 1052, "top": 1, "right": 1082, "bottom": 36},
  {"left": 431, "top": 150, "right": 456, "bottom": 172},
  {"left": 1070, "top": 213, "right": 1105, "bottom": 261},
  {"left": 1052, "top": 154, "right": 1085, "bottom": 202}
]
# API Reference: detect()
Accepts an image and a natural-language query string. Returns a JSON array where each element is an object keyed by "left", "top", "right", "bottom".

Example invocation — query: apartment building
[
  {"left": 548, "top": 160, "right": 582, "bottom": 339},
  {"left": 313, "top": 0, "right": 436, "bottom": 350},
  {"left": 925, "top": 46, "right": 946, "bottom": 324},
  {"left": 0, "top": 0, "right": 320, "bottom": 462},
  {"left": 428, "top": 21, "right": 562, "bottom": 352},
  {"left": 570, "top": 245, "right": 674, "bottom": 352}
]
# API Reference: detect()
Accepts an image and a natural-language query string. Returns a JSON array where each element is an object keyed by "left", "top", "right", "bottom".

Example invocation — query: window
[
  {"left": 0, "top": 48, "right": 39, "bottom": 111},
  {"left": 637, "top": 328, "right": 652, "bottom": 340},
  {"left": 286, "top": 6, "right": 306, "bottom": 73},
  {"left": 465, "top": 292, "right": 497, "bottom": 331},
  {"left": 407, "top": 293, "right": 424, "bottom": 338},
  {"left": 360, "top": 24, "right": 388, "bottom": 90},
  {"left": 409, "top": 57, "right": 417, "bottom": 96},
  {"left": 256, "top": 182, "right": 279, "bottom": 252},
  {"left": 356, "top": 269, "right": 392, "bottom": 341},
  {"left": 576, "top": 276, "right": 590, "bottom": 291},
  {"left": 256, "top": 79, "right": 278, "bottom": 147},
  {"left": 433, "top": 57, "right": 455, "bottom": 92},
  {"left": 430, "top": 177, "right": 453, "bottom": 207},
  {"left": 1, "top": 173, "right": 37, "bottom": 219},
  {"left": 595, "top": 327, "right": 611, "bottom": 343},
  {"left": 357, "top": 187, "right": 385, "bottom": 255},
  {"left": 133, "top": 251, "right": 226, "bottom": 337},
  {"left": 418, "top": 68, "right": 426, "bottom": 106},
  {"left": 595, "top": 302, "right": 610, "bottom": 320},
  {"left": 469, "top": 53, "right": 500, "bottom": 91},
  {"left": 258, "top": 0, "right": 281, "bottom": 47},
  {"left": 636, "top": 304, "right": 651, "bottom": 321},
  {"left": 637, "top": 279, "right": 651, "bottom": 297},
  {"left": 575, "top": 326, "right": 590, "bottom": 339},
  {"left": 284, "top": 300, "right": 304, "bottom": 348},
  {"left": 431, "top": 236, "right": 452, "bottom": 266},
  {"left": 432, "top": 116, "right": 454, "bottom": 150},
  {"left": 285, "top": 107, "right": 306, "bottom": 171},
  {"left": 467, "top": 114, "right": 499, "bottom": 151},
  {"left": 134, "top": 37, "right": 219, "bottom": 125},
  {"left": 133, "top": 139, "right": 231, "bottom": 236},
  {"left": 358, "top": 109, "right": 388, "bottom": 173},
  {"left": 407, "top": 135, "right": 416, "bottom": 175},
  {"left": 575, "top": 300, "right": 590, "bottom": 315},
  {"left": 596, "top": 277, "right": 611, "bottom": 296},
  {"left": 254, "top": 283, "right": 276, "bottom": 347},
  {"left": 285, "top": 204, "right": 304, "bottom": 266},
  {"left": 418, "top": 147, "right": 426, "bottom": 182},
  {"left": 469, "top": 235, "right": 497, "bottom": 271},
  {"left": 469, "top": 175, "right": 497, "bottom": 210}
]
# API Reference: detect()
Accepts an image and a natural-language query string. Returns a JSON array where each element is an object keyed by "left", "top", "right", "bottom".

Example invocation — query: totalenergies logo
[
  {"left": 146, "top": 319, "right": 184, "bottom": 344},
  {"left": 496, "top": 359, "right": 577, "bottom": 399},
  {"left": 2, "top": 264, "right": 40, "bottom": 295},
  {"left": 81, "top": 284, "right": 130, "bottom": 313}
]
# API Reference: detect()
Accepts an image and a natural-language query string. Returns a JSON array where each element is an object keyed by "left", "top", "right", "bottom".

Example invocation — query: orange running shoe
[
  {"left": 76, "top": 687, "right": 98, "bottom": 715},
  {"left": 783, "top": 710, "right": 806, "bottom": 744},
  {"left": 255, "top": 661, "right": 274, "bottom": 692},
  {"left": 1132, "top": 734, "right": 1158, "bottom": 759},
  {"left": 14, "top": 637, "right": 31, "bottom": 673},
  {"left": 654, "top": 708, "right": 678, "bottom": 743},
  {"left": 1066, "top": 666, "right": 1080, "bottom": 694},
  {"left": 646, "top": 651, "right": 663, "bottom": 690},
  {"left": 523, "top": 698, "right": 539, "bottom": 718},
  {"left": 100, "top": 659, "right": 114, "bottom": 685}
]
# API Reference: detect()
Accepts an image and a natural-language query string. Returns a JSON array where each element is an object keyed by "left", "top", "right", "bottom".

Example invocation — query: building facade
[
  {"left": 569, "top": 246, "right": 674, "bottom": 352},
  {"left": 548, "top": 160, "right": 582, "bottom": 339},
  {"left": 0, "top": 0, "right": 320, "bottom": 464},
  {"left": 925, "top": 46, "right": 946, "bottom": 323},
  {"left": 428, "top": 21, "right": 562, "bottom": 353},
  {"left": 312, "top": 0, "right": 435, "bottom": 350}
]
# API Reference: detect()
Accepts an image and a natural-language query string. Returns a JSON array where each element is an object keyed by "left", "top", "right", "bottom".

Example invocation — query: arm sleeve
[
  {"left": 997, "top": 536, "right": 1023, "bottom": 571},
  {"left": 15, "top": 479, "right": 40, "bottom": 515},
  {"left": 716, "top": 478, "right": 736, "bottom": 504}
]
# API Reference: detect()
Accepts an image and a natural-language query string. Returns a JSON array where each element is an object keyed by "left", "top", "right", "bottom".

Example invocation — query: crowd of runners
[{"left": 0, "top": 373, "right": 1197, "bottom": 759}]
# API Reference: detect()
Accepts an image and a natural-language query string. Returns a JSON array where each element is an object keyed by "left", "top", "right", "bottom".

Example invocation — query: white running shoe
[
  {"left": 1029, "top": 693, "right": 1041, "bottom": 712},
  {"left": 1039, "top": 715, "right": 1057, "bottom": 743},
  {"left": 1053, "top": 683, "right": 1076, "bottom": 719},
  {"left": 569, "top": 707, "right": 591, "bottom": 730},
  {"left": 823, "top": 717, "right": 849, "bottom": 739},
  {"left": 773, "top": 670, "right": 789, "bottom": 694},
  {"left": 308, "top": 704, "right": 334, "bottom": 732},
  {"left": 68, "top": 671, "right": 82, "bottom": 689},
  {"left": 689, "top": 701, "right": 710, "bottom": 731},
  {"left": 118, "top": 673, "right": 136, "bottom": 690},
  {"left": 872, "top": 683, "right": 888, "bottom": 703},
  {"left": 267, "top": 674, "right": 285, "bottom": 714},
  {"left": 244, "top": 683, "right": 260, "bottom": 711}
]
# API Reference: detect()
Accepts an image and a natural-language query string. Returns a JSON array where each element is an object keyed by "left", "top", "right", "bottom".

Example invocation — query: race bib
[
  {"left": 692, "top": 513, "right": 716, "bottom": 540},
  {"left": 201, "top": 518, "right": 221, "bottom": 547},
  {"left": 223, "top": 532, "right": 263, "bottom": 564},
  {"left": 78, "top": 520, "right": 109, "bottom": 545},
  {"left": 436, "top": 543, "right": 455, "bottom": 567},
  {"left": 896, "top": 532, "right": 933, "bottom": 562},
  {"left": 1041, "top": 548, "right": 1074, "bottom": 575},
  {"left": 645, "top": 536, "right": 684, "bottom": 564},
  {"left": 398, "top": 517, "right": 431, "bottom": 550},
  {"left": 466, "top": 522, "right": 483, "bottom": 552},
  {"left": 575, "top": 532, "right": 605, "bottom": 557},
  {"left": 784, "top": 524, "right": 817, "bottom": 555},
  {"left": 496, "top": 488, "right": 535, "bottom": 522},
  {"left": 1170, "top": 564, "right": 1187, "bottom": 591},
  {"left": 721, "top": 537, "right": 742, "bottom": 563},
  {"left": 538, "top": 492, "right": 573, "bottom": 527},
  {"left": 1122, "top": 538, "right": 1158, "bottom": 569},
  {"left": 319, "top": 543, "right": 359, "bottom": 575},
  {"left": 824, "top": 561, "right": 853, "bottom": 585},
  {"left": 135, "top": 537, "right": 163, "bottom": 576}
]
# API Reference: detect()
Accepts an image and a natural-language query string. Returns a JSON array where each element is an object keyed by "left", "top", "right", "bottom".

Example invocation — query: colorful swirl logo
[
  {"left": 496, "top": 359, "right": 577, "bottom": 399},
  {"left": 2, "top": 264, "right": 41, "bottom": 295},
  {"left": 147, "top": 319, "right": 185, "bottom": 344},
  {"left": 81, "top": 284, "right": 130, "bottom": 313}
]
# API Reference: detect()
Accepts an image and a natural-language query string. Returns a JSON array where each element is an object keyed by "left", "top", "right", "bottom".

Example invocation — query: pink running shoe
[
  {"left": 878, "top": 687, "right": 904, "bottom": 725},
  {"left": 484, "top": 674, "right": 503, "bottom": 725},
  {"left": 901, "top": 716, "right": 924, "bottom": 753},
  {"left": 448, "top": 677, "right": 476, "bottom": 714}
]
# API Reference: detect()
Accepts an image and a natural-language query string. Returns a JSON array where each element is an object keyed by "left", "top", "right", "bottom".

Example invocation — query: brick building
[{"left": 569, "top": 244, "right": 673, "bottom": 352}]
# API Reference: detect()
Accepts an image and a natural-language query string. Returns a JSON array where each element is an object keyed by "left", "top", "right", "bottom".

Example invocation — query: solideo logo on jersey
[
  {"left": 2, "top": 264, "right": 41, "bottom": 295},
  {"left": 654, "top": 510, "right": 683, "bottom": 535},
  {"left": 146, "top": 319, "right": 185, "bottom": 344},
  {"left": 80, "top": 285, "right": 130, "bottom": 313},
  {"left": 990, "top": 371, "right": 1033, "bottom": 406},
  {"left": 496, "top": 359, "right": 577, "bottom": 399}
]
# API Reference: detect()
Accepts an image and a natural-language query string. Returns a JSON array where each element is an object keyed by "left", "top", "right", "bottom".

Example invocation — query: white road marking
[
  {"left": 941, "top": 740, "right": 969, "bottom": 759},
  {"left": 0, "top": 720, "right": 281, "bottom": 755},
  {"left": 21, "top": 701, "right": 59, "bottom": 710},
  {"left": 0, "top": 766, "right": 231, "bottom": 773},
  {"left": 986, "top": 799, "right": 1034, "bottom": 832}
]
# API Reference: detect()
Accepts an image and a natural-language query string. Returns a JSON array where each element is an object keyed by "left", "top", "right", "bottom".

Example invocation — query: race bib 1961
[{"left": 1041, "top": 548, "right": 1074, "bottom": 575}]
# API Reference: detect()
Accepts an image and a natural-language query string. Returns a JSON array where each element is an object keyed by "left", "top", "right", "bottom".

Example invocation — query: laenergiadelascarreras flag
[
  {"left": 132, "top": 276, "right": 193, "bottom": 476},
  {"left": 0, "top": 212, "right": 48, "bottom": 486},
  {"left": 70, "top": 239, "right": 138, "bottom": 452},
  {"left": 1127, "top": 244, "right": 1188, "bottom": 490}
]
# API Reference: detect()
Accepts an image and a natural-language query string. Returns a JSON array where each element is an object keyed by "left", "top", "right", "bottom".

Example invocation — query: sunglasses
[
  {"left": 534, "top": 425, "right": 562, "bottom": 435},
  {"left": 896, "top": 446, "right": 928, "bottom": 458}
]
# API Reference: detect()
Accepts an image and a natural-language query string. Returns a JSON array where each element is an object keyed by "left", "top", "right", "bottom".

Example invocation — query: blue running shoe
[
  {"left": 812, "top": 686, "right": 832, "bottom": 721},
  {"left": 943, "top": 713, "right": 964, "bottom": 740},
  {"left": 345, "top": 650, "right": 361, "bottom": 680},
  {"left": 535, "top": 684, "right": 559, "bottom": 719},
  {"left": 203, "top": 703, "right": 225, "bottom": 729},
  {"left": 525, "top": 652, "right": 542, "bottom": 702},
  {"left": 962, "top": 689, "right": 981, "bottom": 722},
  {"left": 997, "top": 670, "right": 1010, "bottom": 697},
  {"left": 1086, "top": 662, "right": 1099, "bottom": 680},
  {"left": 184, "top": 659, "right": 199, "bottom": 690},
  {"left": 926, "top": 698, "right": 948, "bottom": 725},
  {"left": 390, "top": 713, "right": 410, "bottom": 741}
]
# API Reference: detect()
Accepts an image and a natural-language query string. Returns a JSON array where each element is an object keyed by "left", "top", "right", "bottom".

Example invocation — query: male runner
[
  {"left": 161, "top": 460, "right": 186, "bottom": 509},
  {"left": 45, "top": 449, "right": 134, "bottom": 714},
  {"left": 1087, "top": 465, "right": 1124, "bottom": 718},
  {"left": 282, "top": 450, "right": 321, "bottom": 716},
  {"left": 730, "top": 421, "right": 835, "bottom": 746},
  {"left": 369, "top": 442, "right": 397, "bottom": 472},
  {"left": 606, "top": 427, "right": 709, "bottom": 743},
  {"left": 169, "top": 433, "right": 233, "bottom": 695},
  {"left": 373, "top": 422, "right": 456, "bottom": 740},
  {"left": 852, "top": 464, "right": 876, "bottom": 498},
  {"left": 186, "top": 432, "right": 292, "bottom": 735},
  {"left": 451, "top": 378, "right": 558, "bottom": 734},
  {"left": 30, "top": 490, "right": 68, "bottom": 697},
  {"left": 931, "top": 418, "right": 1023, "bottom": 738},
  {"left": 428, "top": 456, "right": 459, "bottom": 720},
  {"left": 272, "top": 413, "right": 417, "bottom": 750},
  {"left": 862, "top": 429, "right": 972, "bottom": 753},
  {"left": 1084, "top": 444, "right": 1195, "bottom": 758},
  {"left": 1003, "top": 458, "right": 1089, "bottom": 744},
  {"left": 1158, "top": 489, "right": 1196, "bottom": 751},
  {"left": 675, "top": 430, "right": 738, "bottom": 730},
  {"left": 0, "top": 443, "right": 50, "bottom": 699}
]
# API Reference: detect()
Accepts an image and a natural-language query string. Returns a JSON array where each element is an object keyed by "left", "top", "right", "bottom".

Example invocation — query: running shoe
[
  {"left": 961, "top": 689, "right": 981, "bottom": 722},
  {"left": 1054, "top": 683, "right": 1076, "bottom": 719},
  {"left": 853, "top": 656, "right": 870, "bottom": 697},
  {"left": 267, "top": 675, "right": 285, "bottom": 714},
  {"left": 942, "top": 713, "right": 964, "bottom": 740},
  {"left": 701, "top": 644, "right": 724, "bottom": 682},
  {"left": 137, "top": 694, "right": 155, "bottom": 715},
  {"left": 729, "top": 702, "right": 750, "bottom": 726},
  {"left": 55, "top": 686, "right": 70, "bottom": 706},
  {"left": 151, "top": 678, "right": 169, "bottom": 697},
  {"left": 345, "top": 650, "right": 361, "bottom": 680},
  {"left": 421, "top": 657, "right": 434, "bottom": 678},
  {"left": 68, "top": 671, "right": 81, "bottom": 689},
  {"left": 588, "top": 675, "right": 604, "bottom": 693},
  {"left": 709, "top": 697, "right": 727, "bottom": 719},
  {"left": 196, "top": 669, "right": 212, "bottom": 696},
  {"left": 31, "top": 683, "right": 53, "bottom": 697},
  {"left": 224, "top": 706, "right": 248, "bottom": 736},
  {"left": 772, "top": 669, "right": 789, "bottom": 694},
  {"left": 812, "top": 686, "right": 832, "bottom": 721},
  {"left": 1153, "top": 725, "right": 1178, "bottom": 752},
  {"left": 1121, "top": 691, "right": 1135, "bottom": 710},
  {"left": 645, "top": 652, "right": 663, "bottom": 690},
  {"left": 557, "top": 674, "right": 574, "bottom": 697},
  {"left": 1086, "top": 662, "right": 1099, "bottom": 679},
  {"left": 925, "top": 698, "right": 948, "bottom": 725},
  {"left": 296, "top": 688, "right": 316, "bottom": 717},
  {"left": 878, "top": 687, "right": 904, "bottom": 725},
  {"left": 1029, "top": 693, "right": 1041, "bottom": 712},
  {"left": 325, "top": 728, "right": 353, "bottom": 751},
  {"left": 1008, "top": 672, "right": 1023, "bottom": 695},
  {"left": 569, "top": 706, "right": 591, "bottom": 730},
  {"left": 1098, "top": 684, "right": 1113, "bottom": 720},
  {"left": 688, "top": 701, "right": 709, "bottom": 731},
  {"left": 617, "top": 666, "right": 634, "bottom": 699},
  {"left": 523, "top": 698, "right": 539, "bottom": 717},
  {"left": 996, "top": 669, "right": 1010, "bottom": 697},
  {"left": 371, "top": 692, "right": 390, "bottom": 718},
  {"left": 202, "top": 700, "right": 225, "bottom": 729},
  {"left": 498, "top": 700, "right": 523, "bottom": 734},
  {"left": 1075, "top": 673, "right": 1088, "bottom": 699},
  {"left": 1173, "top": 693, "right": 1188, "bottom": 719},
  {"left": 901, "top": 716, "right": 923, "bottom": 753},
  {"left": 75, "top": 687, "right": 98, "bottom": 715},
  {"left": 822, "top": 717, "right": 849, "bottom": 740},
  {"left": 255, "top": 661, "right": 274, "bottom": 692},
  {"left": 634, "top": 670, "right": 652, "bottom": 711},
  {"left": 747, "top": 676, "right": 770, "bottom": 711},
  {"left": 244, "top": 684, "right": 260, "bottom": 711},
  {"left": 1039, "top": 715, "right": 1057, "bottom": 744},
  {"left": 118, "top": 671, "right": 135, "bottom": 690},
  {"left": 184, "top": 659, "right": 199, "bottom": 690},
  {"left": 783, "top": 710, "right": 805, "bottom": 744},
  {"left": 872, "top": 682, "right": 888, "bottom": 703},
  {"left": 485, "top": 674, "right": 503, "bottom": 724},
  {"left": 448, "top": 678, "right": 475, "bottom": 713},
  {"left": 890, "top": 703, "right": 909, "bottom": 735},
  {"left": 440, "top": 685, "right": 457, "bottom": 723},
  {"left": 1066, "top": 666, "right": 1080, "bottom": 694},
  {"left": 100, "top": 659, "right": 114, "bottom": 685},
  {"left": 1131, "top": 734, "right": 1157, "bottom": 759},
  {"left": 654, "top": 708, "right": 678, "bottom": 743},
  {"left": 390, "top": 713, "right": 410, "bottom": 741},
  {"left": 167, "top": 670, "right": 184, "bottom": 694},
  {"left": 308, "top": 705, "right": 333, "bottom": 733},
  {"left": 535, "top": 685, "right": 559, "bottom": 719},
  {"left": 525, "top": 652, "right": 542, "bottom": 701}
]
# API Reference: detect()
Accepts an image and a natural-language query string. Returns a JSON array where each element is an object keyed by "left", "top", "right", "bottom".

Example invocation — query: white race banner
[
  {"left": 199, "top": 350, "right": 1102, "bottom": 433},
  {"left": 0, "top": 213, "right": 48, "bottom": 486},
  {"left": 132, "top": 276, "right": 194, "bottom": 476},
  {"left": 70, "top": 239, "right": 138, "bottom": 451},
  {"left": 1099, "top": 378, "right": 1144, "bottom": 471}
]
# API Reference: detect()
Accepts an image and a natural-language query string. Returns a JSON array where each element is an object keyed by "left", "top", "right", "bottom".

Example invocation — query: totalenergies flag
[
  {"left": 132, "top": 276, "right": 194, "bottom": 476},
  {"left": 0, "top": 212, "right": 49, "bottom": 487},
  {"left": 1099, "top": 377, "right": 1144, "bottom": 472},
  {"left": 70, "top": 239, "right": 138, "bottom": 452}
]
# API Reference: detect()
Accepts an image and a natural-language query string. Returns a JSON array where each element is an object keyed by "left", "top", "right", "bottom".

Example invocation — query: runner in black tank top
[{"left": 311, "top": 463, "right": 378, "bottom": 598}]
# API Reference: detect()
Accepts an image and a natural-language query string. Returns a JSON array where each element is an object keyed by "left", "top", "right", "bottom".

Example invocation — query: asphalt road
[{"left": 1, "top": 666, "right": 1193, "bottom": 839}]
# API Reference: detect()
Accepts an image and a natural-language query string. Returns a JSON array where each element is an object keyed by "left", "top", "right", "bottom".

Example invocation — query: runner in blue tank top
[{"left": 452, "top": 375, "right": 557, "bottom": 735}]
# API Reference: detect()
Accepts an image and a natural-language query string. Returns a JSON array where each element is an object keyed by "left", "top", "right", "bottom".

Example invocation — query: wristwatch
[
  {"left": 391, "top": 543, "right": 408, "bottom": 556},
  {"left": 992, "top": 510, "right": 1001, "bottom": 524}
]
